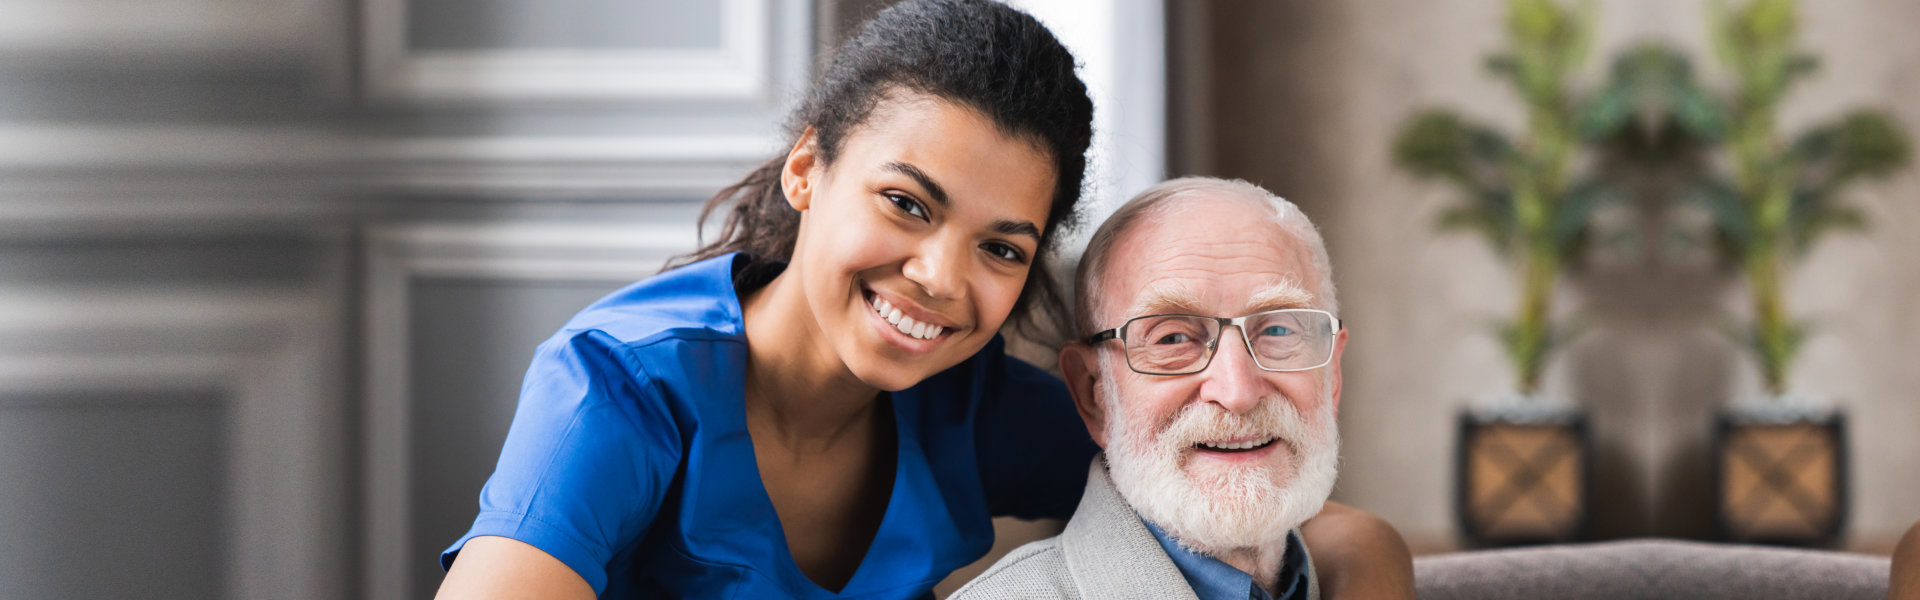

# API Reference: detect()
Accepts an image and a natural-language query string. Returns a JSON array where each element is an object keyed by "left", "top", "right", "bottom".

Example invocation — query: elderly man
[{"left": 955, "top": 177, "right": 1383, "bottom": 600}]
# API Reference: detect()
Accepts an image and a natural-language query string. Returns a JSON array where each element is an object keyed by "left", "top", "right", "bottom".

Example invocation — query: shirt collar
[{"left": 1143, "top": 520, "right": 1310, "bottom": 600}]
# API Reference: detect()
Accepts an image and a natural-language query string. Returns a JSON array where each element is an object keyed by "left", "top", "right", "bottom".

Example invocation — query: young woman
[{"left": 436, "top": 1, "right": 1413, "bottom": 598}]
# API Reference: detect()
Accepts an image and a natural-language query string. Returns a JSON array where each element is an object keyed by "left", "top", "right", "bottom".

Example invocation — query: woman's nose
[{"left": 903, "top": 237, "right": 967, "bottom": 300}]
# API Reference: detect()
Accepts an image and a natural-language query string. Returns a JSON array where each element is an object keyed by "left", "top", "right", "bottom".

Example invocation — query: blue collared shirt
[
  {"left": 1145, "top": 520, "right": 1311, "bottom": 600},
  {"left": 439, "top": 253, "right": 1099, "bottom": 598}
]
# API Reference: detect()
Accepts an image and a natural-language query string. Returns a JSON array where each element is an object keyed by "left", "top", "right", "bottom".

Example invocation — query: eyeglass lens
[{"left": 1124, "top": 310, "right": 1334, "bottom": 374}]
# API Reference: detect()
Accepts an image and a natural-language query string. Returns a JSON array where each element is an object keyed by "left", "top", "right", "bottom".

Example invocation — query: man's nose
[
  {"left": 1198, "top": 326, "right": 1264, "bottom": 415},
  {"left": 902, "top": 235, "right": 966, "bottom": 300}
]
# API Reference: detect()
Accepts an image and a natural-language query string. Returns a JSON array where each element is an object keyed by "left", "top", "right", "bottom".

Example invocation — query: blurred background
[{"left": 0, "top": 0, "right": 1912, "bottom": 598}]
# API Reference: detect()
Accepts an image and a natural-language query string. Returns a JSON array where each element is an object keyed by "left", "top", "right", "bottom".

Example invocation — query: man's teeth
[
  {"left": 1198, "top": 438, "right": 1275, "bottom": 451},
  {"left": 872, "top": 296, "right": 944, "bottom": 340}
]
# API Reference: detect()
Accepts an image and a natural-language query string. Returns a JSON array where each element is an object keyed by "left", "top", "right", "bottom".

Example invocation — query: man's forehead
[
  {"left": 1109, "top": 214, "right": 1316, "bottom": 281},
  {"left": 1110, "top": 195, "right": 1302, "bottom": 253},
  {"left": 1095, "top": 194, "right": 1324, "bottom": 321},
  {"left": 1123, "top": 274, "right": 1317, "bottom": 316}
]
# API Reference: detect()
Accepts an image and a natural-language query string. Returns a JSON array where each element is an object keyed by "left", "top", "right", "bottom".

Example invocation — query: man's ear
[
  {"left": 1328, "top": 327, "right": 1348, "bottom": 418},
  {"left": 781, "top": 127, "right": 821, "bottom": 211},
  {"left": 1059, "top": 342, "right": 1109, "bottom": 449}
]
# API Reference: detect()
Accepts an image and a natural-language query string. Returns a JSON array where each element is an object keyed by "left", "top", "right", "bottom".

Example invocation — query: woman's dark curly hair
[{"left": 673, "top": 0, "right": 1094, "bottom": 341}]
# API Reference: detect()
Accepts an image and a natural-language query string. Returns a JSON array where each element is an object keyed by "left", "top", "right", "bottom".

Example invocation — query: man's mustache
[{"left": 1148, "top": 397, "right": 1321, "bottom": 458}]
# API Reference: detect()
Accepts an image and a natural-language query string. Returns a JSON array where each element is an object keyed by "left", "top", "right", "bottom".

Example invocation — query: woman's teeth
[
  {"left": 1197, "top": 438, "right": 1276, "bottom": 452},
  {"left": 872, "top": 296, "right": 944, "bottom": 340}
]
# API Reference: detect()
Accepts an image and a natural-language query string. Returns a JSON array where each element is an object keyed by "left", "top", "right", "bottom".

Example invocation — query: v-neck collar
[
  {"left": 736, "top": 391, "right": 912, "bottom": 596},
  {"left": 705, "top": 254, "right": 963, "bottom": 598}
]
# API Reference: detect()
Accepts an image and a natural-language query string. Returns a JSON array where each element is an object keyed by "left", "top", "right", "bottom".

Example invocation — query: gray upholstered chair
[{"left": 1414, "top": 539, "right": 1890, "bottom": 599}]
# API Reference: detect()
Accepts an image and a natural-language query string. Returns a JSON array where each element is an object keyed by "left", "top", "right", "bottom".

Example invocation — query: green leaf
[
  {"left": 1393, "top": 110, "right": 1516, "bottom": 189},
  {"left": 1395, "top": 111, "right": 1526, "bottom": 256},
  {"left": 1485, "top": 54, "right": 1520, "bottom": 80},
  {"left": 1708, "top": 0, "right": 1739, "bottom": 72},
  {"left": 1673, "top": 84, "right": 1731, "bottom": 140},
  {"left": 1500, "top": 0, "right": 1589, "bottom": 110},
  {"left": 1607, "top": 42, "right": 1729, "bottom": 141},
  {"left": 1787, "top": 195, "right": 1867, "bottom": 255},
  {"left": 1790, "top": 111, "right": 1912, "bottom": 211},
  {"left": 1437, "top": 190, "right": 1519, "bottom": 255},
  {"left": 1393, "top": 111, "right": 1475, "bottom": 187},
  {"left": 1575, "top": 82, "right": 1631, "bottom": 141},
  {"left": 1681, "top": 178, "right": 1751, "bottom": 259},
  {"left": 1508, "top": 0, "right": 1563, "bottom": 44},
  {"left": 1784, "top": 54, "right": 1821, "bottom": 83},
  {"left": 1826, "top": 111, "right": 1911, "bottom": 182},
  {"left": 1743, "top": 0, "right": 1799, "bottom": 44},
  {"left": 1551, "top": 179, "right": 1617, "bottom": 258},
  {"left": 1469, "top": 123, "right": 1521, "bottom": 164}
]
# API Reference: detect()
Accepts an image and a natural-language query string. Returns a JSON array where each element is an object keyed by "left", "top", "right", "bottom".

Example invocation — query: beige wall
[{"left": 1176, "top": 0, "right": 1920, "bottom": 552}]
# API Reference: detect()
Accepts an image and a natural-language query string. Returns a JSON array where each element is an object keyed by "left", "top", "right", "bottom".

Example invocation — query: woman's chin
[
  {"left": 860, "top": 371, "right": 921, "bottom": 393},
  {"left": 846, "top": 336, "right": 989, "bottom": 393}
]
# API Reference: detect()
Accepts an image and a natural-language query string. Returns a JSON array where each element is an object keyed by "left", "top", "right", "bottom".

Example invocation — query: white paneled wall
[
  {"left": 0, "top": 1, "right": 811, "bottom": 599},
  {"left": 362, "top": 222, "right": 698, "bottom": 600}
]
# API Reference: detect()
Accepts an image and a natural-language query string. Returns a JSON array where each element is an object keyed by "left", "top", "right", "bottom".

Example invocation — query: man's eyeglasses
[{"left": 1086, "top": 308, "right": 1343, "bottom": 376}]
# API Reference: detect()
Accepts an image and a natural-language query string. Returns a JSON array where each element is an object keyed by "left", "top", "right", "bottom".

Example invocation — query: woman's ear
[
  {"left": 1059, "top": 342, "right": 1109, "bottom": 449},
  {"left": 781, "top": 127, "right": 821, "bottom": 211}
]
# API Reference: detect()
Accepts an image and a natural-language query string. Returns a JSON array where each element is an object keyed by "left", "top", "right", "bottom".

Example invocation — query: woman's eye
[
  {"left": 887, "top": 193, "right": 928, "bottom": 221},
  {"left": 982, "top": 242, "right": 1026, "bottom": 263}
]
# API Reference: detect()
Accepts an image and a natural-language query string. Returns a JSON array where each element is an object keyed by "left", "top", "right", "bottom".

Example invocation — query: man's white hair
[{"left": 1073, "top": 177, "right": 1338, "bottom": 338}]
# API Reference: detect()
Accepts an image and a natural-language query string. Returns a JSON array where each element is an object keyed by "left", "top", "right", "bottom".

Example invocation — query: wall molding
[
  {"left": 361, "top": 0, "right": 771, "bottom": 102},
  {"left": 361, "top": 221, "right": 697, "bottom": 600},
  {"left": 361, "top": 133, "right": 780, "bottom": 197},
  {"left": 0, "top": 125, "right": 781, "bottom": 230},
  {"left": 0, "top": 277, "right": 349, "bottom": 599},
  {"left": 0, "top": 0, "right": 336, "bottom": 58}
]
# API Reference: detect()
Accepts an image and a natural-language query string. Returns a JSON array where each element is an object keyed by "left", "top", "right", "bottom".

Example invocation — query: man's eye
[
  {"left": 1153, "top": 333, "right": 1193, "bottom": 345},
  {"left": 888, "top": 193, "right": 928, "bottom": 220},
  {"left": 1259, "top": 326, "right": 1294, "bottom": 337},
  {"left": 982, "top": 242, "right": 1026, "bottom": 263}
]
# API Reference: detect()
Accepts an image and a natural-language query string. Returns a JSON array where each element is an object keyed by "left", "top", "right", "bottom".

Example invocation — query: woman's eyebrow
[
  {"left": 883, "top": 161, "right": 949, "bottom": 207},
  {"left": 992, "top": 219, "right": 1042, "bottom": 242}
]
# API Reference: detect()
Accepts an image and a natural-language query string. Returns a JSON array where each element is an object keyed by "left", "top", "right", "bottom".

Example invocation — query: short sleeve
[
  {"left": 440, "top": 330, "right": 684, "bottom": 595},
  {"left": 972, "top": 344, "right": 1100, "bottom": 520}
]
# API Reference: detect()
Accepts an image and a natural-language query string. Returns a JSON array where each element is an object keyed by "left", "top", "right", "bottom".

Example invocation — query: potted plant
[
  {"left": 1666, "top": 0, "right": 1911, "bottom": 545},
  {"left": 1392, "top": 0, "right": 1634, "bottom": 544}
]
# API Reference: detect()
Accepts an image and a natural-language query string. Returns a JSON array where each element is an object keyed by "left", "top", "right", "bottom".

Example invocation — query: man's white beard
[{"left": 1100, "top": 356, "right": 1341, "bottom": 556}]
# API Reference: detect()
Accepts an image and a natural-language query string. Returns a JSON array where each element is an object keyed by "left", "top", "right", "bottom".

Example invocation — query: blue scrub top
[{"left": 442, "top": 252, "right": 1098, "bottom": 599}]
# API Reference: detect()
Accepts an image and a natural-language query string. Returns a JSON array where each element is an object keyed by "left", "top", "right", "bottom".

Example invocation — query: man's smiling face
[{"left": 1081, "top": 195, "right": 1346, "bottom": 554}]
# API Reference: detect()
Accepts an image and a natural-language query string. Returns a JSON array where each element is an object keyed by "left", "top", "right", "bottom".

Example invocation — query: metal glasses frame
[{"left": 1085, "top": 308, "right": 1344, "bottom": 375}]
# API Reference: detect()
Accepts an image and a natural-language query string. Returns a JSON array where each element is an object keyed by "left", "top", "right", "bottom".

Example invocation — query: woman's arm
[
  {"left": 1300, "top": 501, "right": 1415, "bottom": 600},
  {"left": 434, "top": 333, "right": 681, "bottom": 597},
  {"left": 1893, "top": 520, "right": 1920, "bottom": 600},
  {"left": 436, "top": 536, "right": 595, "bottom": 600}
]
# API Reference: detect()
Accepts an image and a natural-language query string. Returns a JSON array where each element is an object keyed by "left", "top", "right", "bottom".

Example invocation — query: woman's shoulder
[
  {"left": 519, "top": 253, "right": 755, "bottom": 415},
  {"left": 556, "top": 253, "right": 750, "bottom": 349}
]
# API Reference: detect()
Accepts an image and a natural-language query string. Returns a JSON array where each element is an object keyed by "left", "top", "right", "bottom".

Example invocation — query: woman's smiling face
[{"left": 781, "top": 93, "right": 1057, "bottom": 392}]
